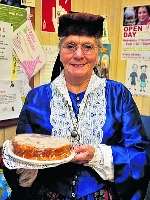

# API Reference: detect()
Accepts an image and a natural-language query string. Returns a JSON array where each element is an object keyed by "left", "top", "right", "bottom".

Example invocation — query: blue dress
[{"left": 3, "top": 77, "right": 150, "bottom": 200}]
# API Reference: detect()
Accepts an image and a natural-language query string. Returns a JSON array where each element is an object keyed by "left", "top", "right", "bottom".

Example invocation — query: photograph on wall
[
  {"left": 121, "top": 5, "right": 150, "bottom": 60},
  {"left": 41, "top": 0, "right": 71, "bottom": 32},
  {"left": 123, "top": 5, "right": 150, "bottom": 26},
  {"left": 125, "top": 60, "right": 150, "bottom": 96}
]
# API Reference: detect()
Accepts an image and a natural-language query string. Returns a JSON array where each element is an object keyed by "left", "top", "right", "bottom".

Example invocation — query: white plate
[{"left": 7, "top": 140, "right": 75, "bottom": 166}]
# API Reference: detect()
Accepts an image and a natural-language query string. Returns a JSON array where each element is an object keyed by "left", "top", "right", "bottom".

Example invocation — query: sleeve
[
  {"left": 16, "top": 85, "right": 52, "bottom": 134},
  {"left": 16, "top": 93, "right": 34, "bottom": 134},
  {"left": 111, "top": 85, "right": 150, "bottom": 200},
  {"left": 84, "top": 145, "right": 114, "bottom": 181}
]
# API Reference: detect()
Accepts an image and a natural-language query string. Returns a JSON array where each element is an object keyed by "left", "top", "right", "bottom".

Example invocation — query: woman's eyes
[
  {"left": 65, "top": 43, "right": 94, "bottom": 49},
  {"left": 66, "top": 43, "right": 76, "bottom": 49},
  {"left": 62, "top": 42, "right": 96, "bottom": 54},
  {"left": 83, "top": 44, "right": 94, "bottom": 50}
]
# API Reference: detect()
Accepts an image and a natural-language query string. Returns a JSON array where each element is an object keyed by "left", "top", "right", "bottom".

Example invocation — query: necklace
[
  {"left": 69, "top": 91, "right": 85, "bottom": 144},
  {"left": 68, "top": 103, "right": 80, "bottom": 145}
]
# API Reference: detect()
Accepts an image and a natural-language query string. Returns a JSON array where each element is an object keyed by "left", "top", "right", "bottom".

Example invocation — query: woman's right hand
[{"left": 72, "top": 145, "right": 95, "bottom": 164}]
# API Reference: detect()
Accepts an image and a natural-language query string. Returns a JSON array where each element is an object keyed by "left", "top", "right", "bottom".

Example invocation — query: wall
[
  {"left": 0, "top": 0, "right": 149, "bottom": 145},
  {"left": 35, "top": 0, "right": 150, "bottom": 114}
]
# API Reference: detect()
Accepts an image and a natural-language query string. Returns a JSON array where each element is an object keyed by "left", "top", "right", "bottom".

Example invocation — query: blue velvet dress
[{"left": 3, "top": 78, "right": 150, "bottom": 200}]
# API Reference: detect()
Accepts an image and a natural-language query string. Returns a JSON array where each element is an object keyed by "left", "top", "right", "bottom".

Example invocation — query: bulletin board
[{"left": 0, "top": 4, "right": 35, "bottom": 127}]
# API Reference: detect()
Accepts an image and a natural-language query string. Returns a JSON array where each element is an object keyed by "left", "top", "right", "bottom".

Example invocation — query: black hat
[{"left": 58, "top": 12, "right": 104, "bottom": 38}]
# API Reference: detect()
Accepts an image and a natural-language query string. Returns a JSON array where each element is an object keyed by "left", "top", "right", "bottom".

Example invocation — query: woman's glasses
[{"left": 61, "top": 42, "right": 98, "bottom": 55}]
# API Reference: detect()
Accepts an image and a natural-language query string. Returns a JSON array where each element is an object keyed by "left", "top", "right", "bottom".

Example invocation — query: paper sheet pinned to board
[
  {"left": 0, "top": 21, "right": 13, "bottom": 80},
  {"left": 13, "top": 20, "right": 46, "bottom": 79},
  {"left": 0, "top": 81, "right": 23, "bottom": 120}
]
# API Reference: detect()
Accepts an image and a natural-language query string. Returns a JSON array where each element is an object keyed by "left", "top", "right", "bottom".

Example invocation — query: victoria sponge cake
[{"left": 12, "top": 134, "right": 71, "bottom": 161}]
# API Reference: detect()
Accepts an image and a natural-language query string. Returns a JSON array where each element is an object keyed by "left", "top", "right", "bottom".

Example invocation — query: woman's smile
[{"left": 71, "top": 63, "right": 86, "bottom": 68}]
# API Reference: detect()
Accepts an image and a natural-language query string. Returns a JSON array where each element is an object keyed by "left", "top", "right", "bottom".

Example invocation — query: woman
[
  {"left": 3, "top": 12, "right": 150, "bottom": 200},
  {"left": 136, "top": 6, "right": 150, "bottom": 25}
]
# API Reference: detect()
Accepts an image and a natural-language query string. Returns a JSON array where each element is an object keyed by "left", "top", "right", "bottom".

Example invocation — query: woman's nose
[{"left": 74, "top": 46, "right": 84, "bottom": 58}]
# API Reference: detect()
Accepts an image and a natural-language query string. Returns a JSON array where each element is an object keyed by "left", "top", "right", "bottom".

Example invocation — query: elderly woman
[{"left": 3, "top": 12, "right": 150, "bottom": 200}]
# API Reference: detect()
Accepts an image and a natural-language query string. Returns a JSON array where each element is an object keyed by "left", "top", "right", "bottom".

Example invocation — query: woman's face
[
  {"left": 59, "top": 35, "right": 99, "bottom": 80},
  {"left": 138, "top": 7, "right": 149, "bottom": 22}
]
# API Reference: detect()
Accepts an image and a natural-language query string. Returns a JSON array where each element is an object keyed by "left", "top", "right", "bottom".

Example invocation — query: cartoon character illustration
[
  {"left": 139, "top": 65, "right": 148, "bottom": 92},
  {"left": 128, "top": 64, "right": 138, "bottom": 91}
]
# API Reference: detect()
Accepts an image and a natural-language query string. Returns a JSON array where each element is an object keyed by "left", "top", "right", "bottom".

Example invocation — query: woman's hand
[{"left": 72, "top": 145, "right": 95, "bottom": 164}]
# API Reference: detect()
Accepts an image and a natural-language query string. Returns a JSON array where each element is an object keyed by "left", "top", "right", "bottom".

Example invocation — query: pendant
[{"left": 71, "top": 129, "right": 78, "bottom": 138}]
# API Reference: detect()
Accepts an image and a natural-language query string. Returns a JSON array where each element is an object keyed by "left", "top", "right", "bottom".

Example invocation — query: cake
[{"left": 12, "top": 134, "right": 72, "bottom": 161}]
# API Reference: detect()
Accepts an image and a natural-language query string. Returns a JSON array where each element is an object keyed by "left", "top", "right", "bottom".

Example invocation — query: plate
[{"left": 4, "top": 140, "right": 75, "bottom": 167}]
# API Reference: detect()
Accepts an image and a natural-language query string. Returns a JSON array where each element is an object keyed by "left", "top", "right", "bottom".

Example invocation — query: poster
[
  {"left": 0, "top": 4, "right": 27, "bottom": 31},
  {"left": 42, "top": 0, "right": 71, "bottom": 32},
  {"left": 0, "top": 79, "right": 30, "bottom": 120},
  {"left": 125, "top": 60, "right": 150, "bottom": 96},
  {"left": 0, "top": 4, "right": 27, "bottom": 80},
  {"left": 0, "top": 4, "right": 30, "bottom": 121},
  {"left": 121, "top": 5, "right": 150, "bottom": 60},
  {"left": 0, "top": 81, "right": 23, "bottom": 120},
  {"left": 13, "top": 20, "right": 46, "bottom": 79}
]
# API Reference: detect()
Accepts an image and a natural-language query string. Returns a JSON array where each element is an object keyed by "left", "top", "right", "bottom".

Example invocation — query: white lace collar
[{"left": 50, "top": 71, "right": 106, "bottom": 147}]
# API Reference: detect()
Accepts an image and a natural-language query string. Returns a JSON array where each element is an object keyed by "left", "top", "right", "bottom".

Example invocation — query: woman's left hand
[{"left": 72, "top": 145, "right": 95, "bottom": 164}]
